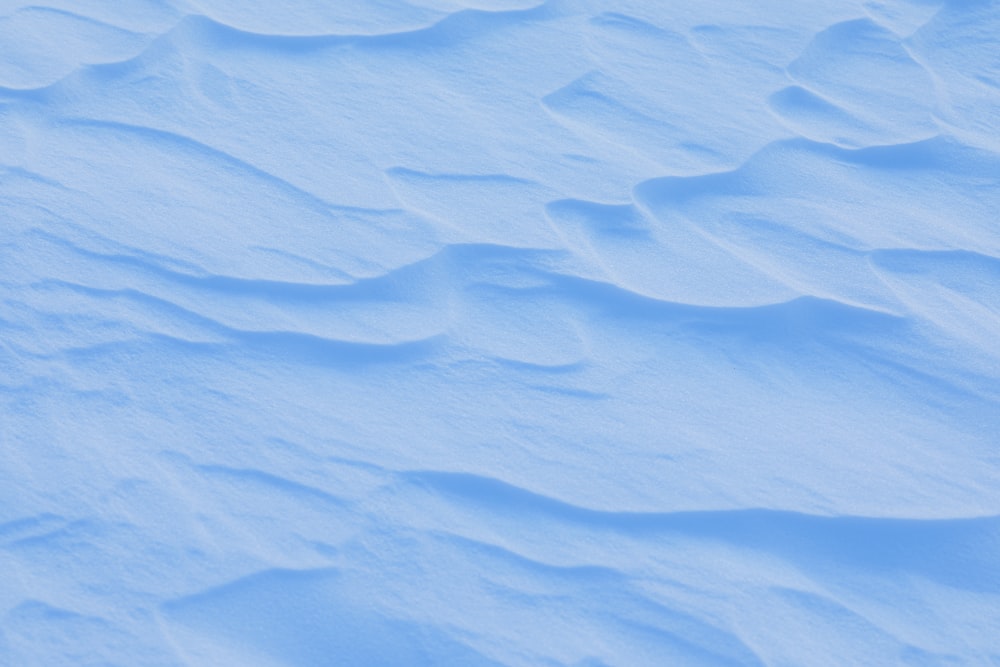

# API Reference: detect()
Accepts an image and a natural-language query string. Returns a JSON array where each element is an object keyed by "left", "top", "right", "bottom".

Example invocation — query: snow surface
[{"left": 2, "top": 0, "right": 1000, "bottom": 664}]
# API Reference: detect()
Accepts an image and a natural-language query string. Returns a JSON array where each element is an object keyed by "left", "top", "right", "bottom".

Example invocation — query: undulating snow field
[{"left": 2, "top": 1, "right": 1000, "bottom": 665}]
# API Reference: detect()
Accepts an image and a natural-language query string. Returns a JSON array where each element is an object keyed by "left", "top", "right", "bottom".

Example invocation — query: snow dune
[{"left": 1, "top": 0, "right": 999, "bottom": 664}]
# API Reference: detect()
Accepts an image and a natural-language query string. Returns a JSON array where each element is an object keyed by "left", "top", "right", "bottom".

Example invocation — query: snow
[{"left": 2, "top": 0, "right": 999, "bottom": 664}]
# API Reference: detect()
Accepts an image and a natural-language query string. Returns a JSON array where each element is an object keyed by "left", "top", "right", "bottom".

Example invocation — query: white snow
[{"left": 1, "top": 1, "right": 999, "bottom": 665}]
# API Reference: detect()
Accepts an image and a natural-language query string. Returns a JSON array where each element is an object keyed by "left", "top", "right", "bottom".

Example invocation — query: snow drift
[{"left": 1, "top": 0, "right": 999, "bottom": 664}]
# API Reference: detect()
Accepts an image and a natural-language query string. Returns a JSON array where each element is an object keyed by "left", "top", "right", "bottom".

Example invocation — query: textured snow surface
[{"left": 2, "top": 0, "right": 1000, "bottom": 665}]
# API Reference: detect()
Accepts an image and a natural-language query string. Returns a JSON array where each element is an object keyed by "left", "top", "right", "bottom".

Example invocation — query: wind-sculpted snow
[{"left": 2, "top": 0, "right": 999, "bottom": 665}]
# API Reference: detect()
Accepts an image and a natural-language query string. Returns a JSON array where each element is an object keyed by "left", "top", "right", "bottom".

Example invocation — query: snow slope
[{"left": 2, "top": 0, "right": 999, "bottom": 664}]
